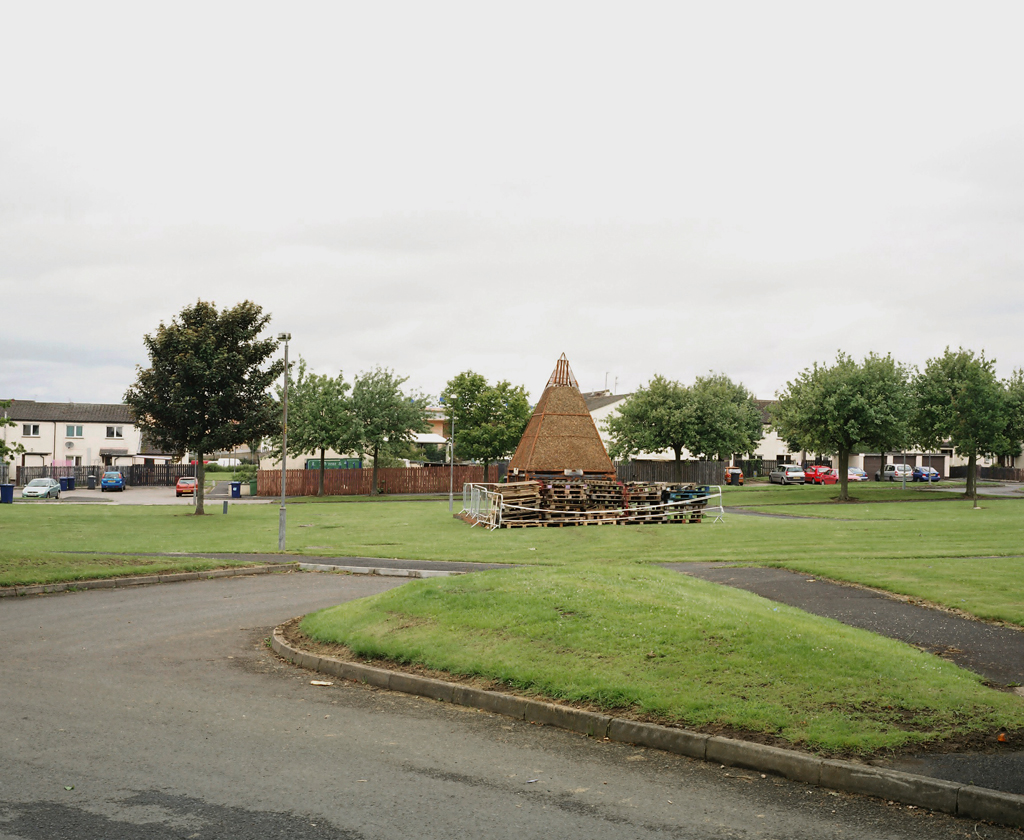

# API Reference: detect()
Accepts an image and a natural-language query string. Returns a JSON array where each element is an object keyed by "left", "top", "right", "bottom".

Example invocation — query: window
[
  {"left": 106, "top": 426, "right": 123, "bottom": 438},
  {"left": 66, "top": 425, "right": 83, "bottom": 437},
  {"left": 22, "top": 424, "right": 40, "bottom": 437}
]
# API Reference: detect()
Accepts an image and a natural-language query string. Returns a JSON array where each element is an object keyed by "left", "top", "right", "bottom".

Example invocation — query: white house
[{"left": 1, "top": 400, "right": 175, "bottom": 472}]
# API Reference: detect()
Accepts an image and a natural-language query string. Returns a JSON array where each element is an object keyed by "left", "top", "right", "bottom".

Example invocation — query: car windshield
[
  {"left": 180, "top": 478, "right": 196, "bottom": 484},
  {"left": 103, "top": 472, "right": 120, "bottom": 478},
  {"left": 27, "top": 479, "right": 50, "bottom": 486}
]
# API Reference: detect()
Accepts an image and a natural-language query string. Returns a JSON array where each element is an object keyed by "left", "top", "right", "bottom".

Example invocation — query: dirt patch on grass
[{"left": 277, "top": 618, "right": 1020, "bottom": 762}]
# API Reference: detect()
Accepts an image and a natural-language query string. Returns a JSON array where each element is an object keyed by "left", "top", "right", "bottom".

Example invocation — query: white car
[
  {"left": 876, "top": 464, "right": 914, "bottom": 482},
  {"left": 769, "top": 464, "right": 806, "bottom": 485},
  {"left": 22, "top": 478, "right": 61, "bottom": 499}
]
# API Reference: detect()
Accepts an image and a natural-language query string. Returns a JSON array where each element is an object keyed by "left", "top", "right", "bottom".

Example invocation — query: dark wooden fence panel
[
  {"left": 731, "top": 459, "right": 779, "bottom": 478},
  {"left": 16, "top": 464, "right": 194, "bottom": 487},
  {"left": 949, "top": 465, "right": 1024, "bottom": 481},
  {"left": 257, "top": 465, "right": 503, "bottom": 497},
  {"left": 614, "top": 460, "right": 725, "bottom": 485}
]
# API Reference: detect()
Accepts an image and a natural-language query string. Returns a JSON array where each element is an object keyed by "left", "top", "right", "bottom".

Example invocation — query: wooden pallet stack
[
  {"left": 495, "top": 481, "right": 544, "bottom": 525},
  {"left": 622, "top": 482, "right": 665, "bottom": 524},
  {"left": 488, "top": 478, "right": 710, "bottom": 528}
]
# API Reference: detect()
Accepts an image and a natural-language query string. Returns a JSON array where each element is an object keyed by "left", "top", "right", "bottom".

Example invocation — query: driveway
[{"left": 2, "top": 575, "right": 1011, "bottom": 839}]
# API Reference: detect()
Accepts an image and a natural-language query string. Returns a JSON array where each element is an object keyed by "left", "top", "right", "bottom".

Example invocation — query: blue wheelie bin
[
  {"left": 59, "top": 477, "right": 70, "bottom": 492},
  {"left": 0, "top": 484, "right": 14, "bottom": 504},
  {"left": 230, "top": 481, "right": 242, "bottom": 499}
]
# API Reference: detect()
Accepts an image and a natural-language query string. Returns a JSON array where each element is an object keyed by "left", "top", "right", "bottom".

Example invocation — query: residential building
[{"left": 1, "top": 400, "right": 175, "bottom": 470}]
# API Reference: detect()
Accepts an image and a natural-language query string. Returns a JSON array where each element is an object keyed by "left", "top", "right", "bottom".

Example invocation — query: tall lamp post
[
  {"left": 448, "top": 412, "right": 455, "bottom": 512},
  {"left": 278, "top": 333, "right": 291, "bottom": 550}
]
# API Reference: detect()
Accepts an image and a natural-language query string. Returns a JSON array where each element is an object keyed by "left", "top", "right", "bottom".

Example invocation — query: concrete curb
[
  {"left": 272, "top": 626, "right": 1024, "bottom": 830},
  {"left": 0, "top": 564, "right": 300, "bottom": 598},
  {"left": 296, "top": 563, "right": 460, "bottom": 578}
]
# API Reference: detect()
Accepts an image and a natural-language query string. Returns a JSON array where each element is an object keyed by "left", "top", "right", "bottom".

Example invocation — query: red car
[
  {"left": 176, "top": 477, "right": 198, "bottom": 497},
  {"left": 805, "top": 466, "right": 832, "bottom": 485}
]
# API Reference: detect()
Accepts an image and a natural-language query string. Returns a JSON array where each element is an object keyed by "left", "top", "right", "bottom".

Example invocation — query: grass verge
[
  {"left": 0, "top": 553, "right": 259, "bottom": 588},
  {"left": 299, "top": 562, "right": 1024, "bottom": 754}
]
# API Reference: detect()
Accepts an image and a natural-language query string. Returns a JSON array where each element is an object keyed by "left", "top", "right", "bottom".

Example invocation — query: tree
[
  {"left": 0, "top": 401, "right": 26, "bottom": 467},
  {"left": 124, "top": 300, "right": 284, "bottom": 515},
  {"left": 274, "top": 357, "right": 358, "bottom": 497},
  {"left": 913, "top": 348, "right": 1016, "bottom": 501},
  {"left": 441, "top": 371, "right": 531, "bottom": 482},
  {"left": 605, "top": 375, "right": 691, "bottom": 482},
  {"left": 350, "top": 367, "right": 429, "bottom": 495},
  {"left": 771, "top": 352, "right": 912, "bottom": 501},
  {"left": 683, "top": 373, "right": 764, "bottom": 461}
]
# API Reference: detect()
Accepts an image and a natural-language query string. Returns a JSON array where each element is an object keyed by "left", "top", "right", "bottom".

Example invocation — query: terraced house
[{"left": 1, "top": 400, "right": 174, "bottom": 477}]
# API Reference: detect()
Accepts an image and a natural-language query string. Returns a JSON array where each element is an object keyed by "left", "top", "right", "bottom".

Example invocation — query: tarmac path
[
  {"left": 667, "top": 562, "right": 1024, "bottom": 796},
  {"left": 3, "top": 574, "right": 1016, "bottom": 839}
]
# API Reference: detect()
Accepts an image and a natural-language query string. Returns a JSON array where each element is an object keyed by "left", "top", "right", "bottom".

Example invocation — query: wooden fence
[
  {"left": 257, "top": 465, "right": 504, "bottom": 497},
  {"left": 949, "top": 465, "right": 1024, "bottom": 482},
  {"left": 613, "top": 460, "right": 726, "bottom": 485}
]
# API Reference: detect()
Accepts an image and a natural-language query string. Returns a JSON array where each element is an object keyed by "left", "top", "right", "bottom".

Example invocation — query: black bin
[{"left": 87, "top": 474, "right": 96, "bottom": 490}]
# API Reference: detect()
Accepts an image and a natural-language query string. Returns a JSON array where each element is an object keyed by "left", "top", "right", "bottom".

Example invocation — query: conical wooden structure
[{"left": 507, "top": 354, "right": 616, "bottom": 480}]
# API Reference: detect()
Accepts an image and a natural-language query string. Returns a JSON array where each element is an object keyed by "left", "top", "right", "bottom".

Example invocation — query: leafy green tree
[
  {"left": 913, "top": 348, "right": 1016, "bottom": 501},
  {"left": 124, "top": 300, "right": 284, "bottom": 515},
  {"left": 1001, "top": 370, "right": 1024, "bottom": 466},
  {"left": 0, "top": 400, "right": 26, "bottom": 467},
  {"left": 274, "top": 357, "right": 358, "bottom": 497},
  {"left": 441, "top": 371, "right": 531, "bottom": 482},
  {"left": 683, "top": 373, "right": 764, "bottom": 461},
  {"left": 771, "top": 352, "right": 912, "bottom": 501},
  {"left": 351, "top": 367, "right": 429, "bottom": 495},
  {"left": 605, "top": 375, "right": 691, "bottom": 482}
]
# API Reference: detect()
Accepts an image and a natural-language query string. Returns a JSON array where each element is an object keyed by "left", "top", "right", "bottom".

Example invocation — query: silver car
[
  {"left": 769, "top": 465, "right": 806, "bottom": 485},
  {"left": 22, "top": 478, "right": 61, "bottom": 499}
]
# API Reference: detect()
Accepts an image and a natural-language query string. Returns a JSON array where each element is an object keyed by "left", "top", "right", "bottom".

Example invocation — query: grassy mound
[{"left": 300, "top": 561, "right": 1024, "bottom": 754}]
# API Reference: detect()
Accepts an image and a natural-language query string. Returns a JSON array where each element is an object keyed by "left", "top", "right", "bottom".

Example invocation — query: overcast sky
[{"left": 2, "top": 2, "right": 1023, "bottom": 407}]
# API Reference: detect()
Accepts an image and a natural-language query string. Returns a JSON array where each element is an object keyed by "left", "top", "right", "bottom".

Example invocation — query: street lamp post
[
  {"left": 448, "top": 413, "right": 455, "bottom": 513},
  {"left": 278, "top": 333, "right": 291, "bottom": 551}
]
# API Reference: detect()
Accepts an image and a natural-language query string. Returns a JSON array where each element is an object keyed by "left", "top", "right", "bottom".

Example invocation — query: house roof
[
  {"left": 508, "top": 355, "right": 616, "bottom": 477},
  {"left": 582, "top": 391, "right": 630, "bottom": 412},
  {"left": 755, "top": 399, "right": 775, "bottom": 425},
  {"left": 2, "top": 400, "right": 135, "bottom": 424}
]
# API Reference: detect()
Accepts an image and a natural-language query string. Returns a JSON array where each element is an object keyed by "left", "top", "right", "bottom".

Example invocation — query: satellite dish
[{"left": 65, "top": 441, "right": 74, "bottom": 449}]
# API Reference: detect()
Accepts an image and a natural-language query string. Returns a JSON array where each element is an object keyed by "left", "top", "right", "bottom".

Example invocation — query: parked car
[
  {"left": 724, "top": 467, "right": 744, "bottom": 486},
  {"left": 875, "top": 464, "right": 914, "bottom": 482},
  {"left": 101, "top": 471, "right": 126, "bottom": 492},
  {"left": 176, "top": 477, "right": 198, "bottom": 497},
  {"left": 912, "top": 466, "right": 941, "bottom": 482},
  {"left": 847, "top": 468, "right": 869, "bottom": 482},
  {"left": 22, "top": 478, "right": 61, "bottom": 499},
  {"left": 804, "top": 466, "right": 832, "bottom": 485},
  {"left": 769, "top": 464, "right": 806, "bottom": 485},
  {"left": 819, "top": 469, "right": 840, "bottom": 485}
]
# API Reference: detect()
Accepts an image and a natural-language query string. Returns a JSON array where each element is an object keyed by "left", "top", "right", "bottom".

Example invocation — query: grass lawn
[
  {"left": 300, "top": 562, "right": 1024, "bottom": 754},
  {"left": 5, "top": 485, "right": 1023, "bottom": 753}
]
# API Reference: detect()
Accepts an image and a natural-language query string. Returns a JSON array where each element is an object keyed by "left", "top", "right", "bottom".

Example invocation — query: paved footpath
[{"left": 667, "top": 561, "right": 1024, "bottom": 795}]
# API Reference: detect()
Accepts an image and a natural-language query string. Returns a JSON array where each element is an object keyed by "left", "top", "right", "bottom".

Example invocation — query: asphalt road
[{"left": 2, "top": 575, "right": 1020, "bottom": 839}]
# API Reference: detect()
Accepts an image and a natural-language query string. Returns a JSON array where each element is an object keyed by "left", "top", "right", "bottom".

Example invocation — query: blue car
[
  {"left": 912, "top": 466, "right": 941, "bottom": 482},
  {"left": 101, "top": 471, "right": 126, "bottom": 491}
]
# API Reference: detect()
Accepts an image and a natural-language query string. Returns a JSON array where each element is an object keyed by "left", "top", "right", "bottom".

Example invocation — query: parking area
[{"left": 49, "top": 483, "right": 273, "bottom": 506}]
